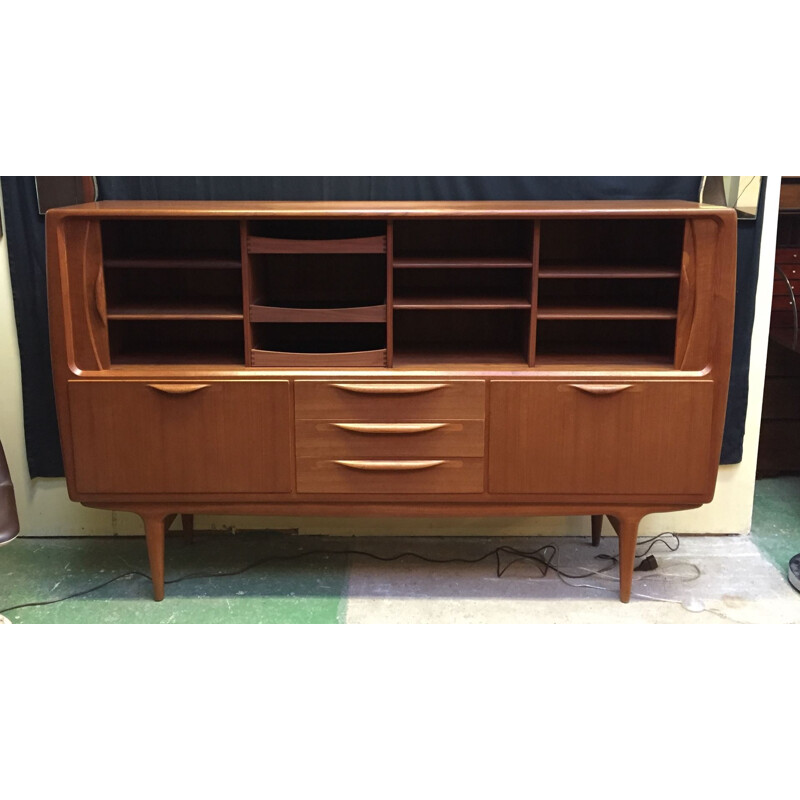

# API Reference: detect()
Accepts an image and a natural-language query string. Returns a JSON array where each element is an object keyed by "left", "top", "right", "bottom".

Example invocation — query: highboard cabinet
[{"left": 45, "top": 201, "right": 737, "bottom": 603}]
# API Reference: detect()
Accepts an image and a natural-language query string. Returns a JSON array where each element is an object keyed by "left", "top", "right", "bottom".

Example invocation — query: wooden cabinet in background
[{"left": 46, "top": 201, "right": 737, "bottom": 603}]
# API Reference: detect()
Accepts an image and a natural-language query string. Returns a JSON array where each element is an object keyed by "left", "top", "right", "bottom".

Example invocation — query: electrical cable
[
  {"left": 735, "top": 176, "right": 757, "bottom": 205},
  {"left": 0, "top": 532, "right": 685, "bottom": 617}
]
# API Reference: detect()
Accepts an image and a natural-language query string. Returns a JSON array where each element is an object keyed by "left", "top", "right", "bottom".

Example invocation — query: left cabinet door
[{"left": 67, "top": 381, "right": 292, "bottom": 495}]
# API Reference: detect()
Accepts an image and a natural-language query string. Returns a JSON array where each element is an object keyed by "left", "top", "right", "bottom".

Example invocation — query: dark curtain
[{"left": 1, "top": 176, "right": 759, "bottom": 476}]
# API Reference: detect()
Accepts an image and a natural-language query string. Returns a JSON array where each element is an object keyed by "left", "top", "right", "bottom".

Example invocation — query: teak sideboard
[{"left": 45, "top": 201, "right": 737, "bottom": 602}]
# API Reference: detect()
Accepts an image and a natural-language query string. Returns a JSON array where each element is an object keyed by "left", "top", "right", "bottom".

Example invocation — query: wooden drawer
[
  {"left": 771, "top": 310, "right": 797, "bottom": 329},
  {"left": 772, "top": 294, "right": 798, "bottom": 311},
  {"left": 773, "top": 275, "right": 800, "bottom": 295},
  {"left": 295, "top": 420, "right": 484, "bottom": 458},
  {"left": 776, "top": 248, "right": 800, "bottom": 266},
  {"left": 296, "top": 457, "right": 484, "bottom": 493},
  {"left": 295, "top": 380, "right": 485, "bottom": 420}
]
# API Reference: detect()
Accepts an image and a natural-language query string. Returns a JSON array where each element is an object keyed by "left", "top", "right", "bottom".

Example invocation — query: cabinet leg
[
  {"left": 141, "top": 513, "right": 166, "bottom": 602},
  {"left": 591, "top": 515, "right": 603, "bottom": 547},
  {"left": 608, "top": 513, "right": 643, "bottom": 603},
  {"left": 181, "top": 513, "right": 194, "bottom": 545}
]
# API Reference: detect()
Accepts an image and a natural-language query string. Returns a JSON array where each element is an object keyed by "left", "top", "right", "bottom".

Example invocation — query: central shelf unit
[{"left": 97, "top": 214, "right": 689, "bottom": 370}]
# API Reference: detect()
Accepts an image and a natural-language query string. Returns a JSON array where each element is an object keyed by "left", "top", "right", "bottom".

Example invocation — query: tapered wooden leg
[
  {"left": 181, "top": 513, "right": 194, "bottom": 545},
  {"left": 591, "top": 515, "right": 603, "bottom": 547},
  {"left": 608, "top": 513, "right": 643, "bottom": 603},
  {"left": 142, "top": 514, "right": 166, "bottom": 602}
]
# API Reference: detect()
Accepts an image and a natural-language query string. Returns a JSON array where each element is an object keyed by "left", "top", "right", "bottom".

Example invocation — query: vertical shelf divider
[
  {"left": 386, "top": 221, "right": 394, "bottom": 367},
  {"left": 241, "top": 220, "right": 253, "bottom": 366},
  {"left": 529, "top": 220, "right": 541, "bottom": 366}
]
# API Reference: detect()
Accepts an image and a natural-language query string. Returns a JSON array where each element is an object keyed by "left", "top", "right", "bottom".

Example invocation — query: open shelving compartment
[
  {"left": 246, "top": 219, "right": 389, "bottom": 366},
  {"left": 392, "top": 218, "right": 535, "bottom": 366},
  {"left": 101, "top": 219, "right": 245, "bottom": 365},
  {"left": 534, "top": 218, "right": 685, "bottom": 366}
]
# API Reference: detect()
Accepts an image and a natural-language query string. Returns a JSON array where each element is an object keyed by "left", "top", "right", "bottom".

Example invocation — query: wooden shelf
[
  {"left": 534, "top": 352, "right": 674, "bottom": 368},
  {"left": 250, "top": 305, "right": 386, "bottom": 323},
  {"left": 111, "top": 348, "right": 244, "bottom": 366},
  {"left": 537, "top": 306, "right": 678, "bottom": 320},
  {"left": 392, "top": 348, "right": 529, "bottom": 368},
  {"left": 538, "top": 266, "right": 681, "bottom": 279},
  {"left": 248, "top": 235, "right": 386, "bottom": 254},
  {"left": 394, "top": 295, "right": 530, "bottom": 310},
  {"left": 251, "top": 349, "right": 387, "bottom": 367},
  {"left": 393, "top": 258, "right": 533, "bottom": 269},
  {"left": 108, "top": 302, "right": 243, "bottom": 321},
  {"left": 104, "top": 257, "right": 241, "bottom": 269}
]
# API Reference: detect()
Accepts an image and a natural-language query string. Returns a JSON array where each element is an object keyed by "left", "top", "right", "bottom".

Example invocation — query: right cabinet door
[{"left": 488, "top": 380, "right": 715, "bottom": 497}]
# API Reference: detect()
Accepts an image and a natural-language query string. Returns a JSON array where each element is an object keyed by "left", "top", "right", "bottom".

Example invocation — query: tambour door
[
  {"left": 68, "top": 380, "right": 291, "bottom": 494},
  {"left": 488, "top": 380, "right": 716, "bottom": 496}
]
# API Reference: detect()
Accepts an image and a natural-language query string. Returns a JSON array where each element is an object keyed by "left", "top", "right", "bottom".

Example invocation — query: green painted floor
[
  {"left": 750, "top": 475, "right": 800, "bottom": 576},
  {"left": 1, "top": 476, "right": 799, "bottom": 623},
  {"left": 0, "top": 532, "right": 348, "bottom": 623}
]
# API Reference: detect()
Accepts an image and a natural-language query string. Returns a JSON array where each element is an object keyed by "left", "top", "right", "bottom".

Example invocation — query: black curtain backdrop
[{"left": 1, "top": 176, "right": 760, "bottom": 477}]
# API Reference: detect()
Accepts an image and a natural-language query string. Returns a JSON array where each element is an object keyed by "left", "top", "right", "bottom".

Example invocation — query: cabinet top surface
[{"left": 48, "top": 199, "right": 733, "bottom": 219}]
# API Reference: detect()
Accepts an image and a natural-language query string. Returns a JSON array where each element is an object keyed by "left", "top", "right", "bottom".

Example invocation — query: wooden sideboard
[{"left": 45, "top": 201, "right": 737, "bottom": 602}]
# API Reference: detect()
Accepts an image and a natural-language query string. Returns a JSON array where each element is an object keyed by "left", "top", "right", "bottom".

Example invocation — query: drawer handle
[
  {"left": 147, "top": 383, "right": 210, "bottom": 395},
  {"left": 334, "top": 459, "right": 445, "bottom": 471},
  {"left": 570, "top": 383, "right": 633, "bottom": 396},
  {"left": 331, "top": 383, "right": 448, "bottom": 395},
  {"left": 332, "top": 422, "right": 448, "bottom": 435}
]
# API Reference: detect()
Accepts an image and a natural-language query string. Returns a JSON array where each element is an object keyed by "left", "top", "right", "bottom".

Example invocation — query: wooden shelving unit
[
  {"left": 101, "top": 219, "right": 245, "bottom": 365},
  {"left": 96, "top": 214, "right": 688, "bottom": 369},
  {"left": 533, "top": 218, "right": 684, "bottom": 365},
  {"left": 392, "top": 219, "right": 536, "bottom": 366},
  {"left": 245, "top": 224, "right": 389, "bottom": 367}
]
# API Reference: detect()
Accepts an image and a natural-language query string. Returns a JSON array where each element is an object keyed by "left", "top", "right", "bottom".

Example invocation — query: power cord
[{"left": 0, "top": 532, "right": 682, "bottom": 617}]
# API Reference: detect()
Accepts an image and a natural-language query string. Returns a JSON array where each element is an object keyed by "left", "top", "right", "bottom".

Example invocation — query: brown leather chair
[{"left": 0, "top": 438, "right": 20, "bottom": 544}]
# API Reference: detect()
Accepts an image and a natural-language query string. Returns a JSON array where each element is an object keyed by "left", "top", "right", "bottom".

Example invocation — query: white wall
[{"left": 0, "top": 179, "right": 781, "bottom": 538}]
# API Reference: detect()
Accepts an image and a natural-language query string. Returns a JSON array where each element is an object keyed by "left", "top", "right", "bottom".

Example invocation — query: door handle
[
  {"left": 331, "top": 383, "right": 447, "bottom": 395},
  {"left": 331, "top": 422, "right": 448, "bottom": 435},
  {"left": 569, "top": 383, "right": 633, "bottom": 396},
  {"left": 147, "top": 384, "right": 210, "bottom": 395},
  {"left": 333, "top": 459, "right": 445, "bottom": 471}
]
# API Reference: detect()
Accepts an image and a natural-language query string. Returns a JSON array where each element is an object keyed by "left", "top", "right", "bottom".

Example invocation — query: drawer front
[
  {"left": 295, "top": 420, "right": 485, "bottom": 458},
  {"left": 773, "top": 291, "right": 799, "bottom": 310},
  {"left": 296, "top": 457, "right": 484, "bottom": 493},
  {"left": 776, "top": 248, "right": 800, "bottom": 266},
  {"left": 773, "top": 276, "right": 800, "bottom": 296},
  {"left": 295, "top": 380, "right": 485, "bottom": 421},
  {"left": 771, "top": 309, "right": 797, "bottom": 329},
  {"left": 489, "top": 380, "right": 716, "bottom": 496},
  {"left": 68, "top": 380, "right": 291, "bottom": 494}
]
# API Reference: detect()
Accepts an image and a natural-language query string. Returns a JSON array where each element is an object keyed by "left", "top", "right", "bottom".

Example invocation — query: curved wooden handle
[
  {"left": 570, "top": 383, "right": 633, "bottom": 396},
  {"left": 94, "top": 269, "right": 107, "bottom": 325},
  {"left": 331, "top": 383, "right": 447, "bottom": 395},
  {"left": 333, "top": 459, "right": 445, "bottom": 471},
  {"left": 331, "top": 422, "right": 448, "bottom": 435},
  {"left": 147, "top": 383, "right": 210, "bottom": 395}
]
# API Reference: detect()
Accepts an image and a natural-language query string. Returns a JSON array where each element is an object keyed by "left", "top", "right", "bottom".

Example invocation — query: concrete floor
[{"left": 1, "top": 476, "right": 799, "bottom": 624}]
